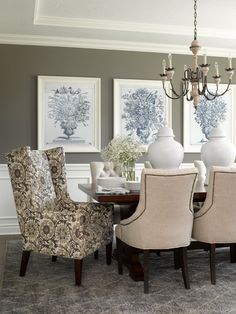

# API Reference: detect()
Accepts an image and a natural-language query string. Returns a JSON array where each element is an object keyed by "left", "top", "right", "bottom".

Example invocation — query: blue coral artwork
[
  {"left": 183, "top": 83, "right": 235, "bottom": 152},
  {"left": 38, "top": 76, "right": 101, "bottom": 152},
  {"left": 113, "top": 79, "right": 172, "bottom": 150},
  {"left": 194, "top": 94, "right": 226, "bottom": 141}
]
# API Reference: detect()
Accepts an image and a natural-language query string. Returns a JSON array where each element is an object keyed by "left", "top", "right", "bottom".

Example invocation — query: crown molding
[
  {"left": 34, "top": 15, "right": 193, "bottom": 35},
  {"left": 34, "top": 15, "right": 236, "bottom": 41},
  {"left": 0, "top": 33, "right": 236, "bottom": 57}
]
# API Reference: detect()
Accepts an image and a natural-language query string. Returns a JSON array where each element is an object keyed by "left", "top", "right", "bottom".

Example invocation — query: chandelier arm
[
  {"left": 206, "top": 82, "right": 231, "bottom": 98},
  {"left": 217, "top": 84, "right": 231, "bottom": 97},
  {"left": 198, "top": 72, "right": 207, "bottom": 95},
  {"left": 185, "top": 79, "right": 193, "bottom": 101},
  {"left": 206, "top": 84, "right": 219, "bottom": 97},
  {"left": 203, "top": 93, "right": 217, "bottom": 101},
  {"left": 203, "top": 84, "right": 220, "bottom": 101},
  {"left": 198, "top": 82, "right": 207, "bottom": 96},
  {"left": 197, "top": 80, "right": 202, "bottom": 95},
  {"left": 211, "top": 81, "right": 231, "bottom": 97},
  {"left": 182, "top": 89, "right": 189, "bottom": 97},
  {"left": 162, "top": 84, "right": 188, "bottom": 100},
  {"left": 186, "top": 93, "right": 193, "bottom": 101},
  {"left": 170, "top": 80, "right": 190, "bottom": 98},
  {"left": 182, "top": 80, "right": 190, "bottom": 97},
  {"left": 204, "top": 84, "right": 230, "bottom": 101},
  {"left": 169, "top": 80, "right": 180, "bottom": 97},
  {"left": 162, "top": 88, "right": 182, "bottom": 100}
]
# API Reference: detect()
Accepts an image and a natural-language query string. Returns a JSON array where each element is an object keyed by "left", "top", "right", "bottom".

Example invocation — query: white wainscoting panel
[
  {"left": 65, "top": 164, "right": 91, "bottom": 202},
  {"left": 0, "top": 165, "right": 18, "bottom": 235},
  {"left": 0, "top": 162, "right": 194, "bottom": 235}
]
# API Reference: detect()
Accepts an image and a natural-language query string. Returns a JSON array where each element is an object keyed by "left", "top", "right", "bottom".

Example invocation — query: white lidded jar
[
  {"left": 201, "top": 126, "right": 236, "bottom": 184},
  {"left": 147, "top": 126, "right": 184, "bottom": 169}
]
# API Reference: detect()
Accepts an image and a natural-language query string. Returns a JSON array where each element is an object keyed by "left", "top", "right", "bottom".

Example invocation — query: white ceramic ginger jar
[
  {"left": 201, "top": 126, "right": 236, "bottom": 184},
  {"left": 147, "top": 126, "right": 184, "bottom": 169}
]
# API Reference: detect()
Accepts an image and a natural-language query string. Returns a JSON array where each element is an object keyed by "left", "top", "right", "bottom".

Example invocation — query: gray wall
[{"left": 0, "top": 44, "right": 234, "bottom": 163}]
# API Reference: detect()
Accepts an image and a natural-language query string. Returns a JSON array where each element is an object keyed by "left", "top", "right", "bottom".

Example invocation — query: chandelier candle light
[{"left": 160, "top": 0, "right": 234, "bottom": 108}]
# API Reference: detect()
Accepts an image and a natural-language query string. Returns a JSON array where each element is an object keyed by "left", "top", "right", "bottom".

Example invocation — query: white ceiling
[{"left": 0, "top": 0, "right": 236, "bottom": 56}]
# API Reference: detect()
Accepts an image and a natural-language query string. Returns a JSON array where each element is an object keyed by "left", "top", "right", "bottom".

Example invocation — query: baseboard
[{"left": 0, "top": 217, "right": 20, "bottom": 235}]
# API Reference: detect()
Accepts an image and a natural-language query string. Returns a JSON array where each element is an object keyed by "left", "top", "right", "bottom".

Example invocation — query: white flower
[{"left": 101, "top": 135, "right": 142, "bottom": 165}]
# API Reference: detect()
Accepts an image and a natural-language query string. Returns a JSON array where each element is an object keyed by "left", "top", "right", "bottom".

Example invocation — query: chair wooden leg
[
  {"left": 210, "top": 244, "right": 216, "bottom": 285},
  {"left": 106, "top": 241, "right": 112, "bottom": 265},
  {"left": 52, "top": 255, "right": 57, "bottom": 262},
  {"left": 94, "top": 250, "right": 98, "bottom": 260},
  {"left": 143, "top": 250, "right": 149, "bottom": 294},
  {"left": 74, "top": 259, "right": 83, "bottom": 286},
  {"left": 116, "top": 237, "right": 123, "bottom": 275},
  {"left": 180, "top": 247, "right": 190, "bottom": 289},
  {"left": 174, "top": 249, "right": 181, "bottom": 270},
  {"left": 230, "top": 244, "right": 236, "bottom": 263},
  {"left": 20, "top": 250, "right": 31, "bottom": 276}
]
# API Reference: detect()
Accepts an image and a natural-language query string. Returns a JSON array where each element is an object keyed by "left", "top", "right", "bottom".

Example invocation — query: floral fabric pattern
[
  {"left": 44, "top": 147, "right": 69, "bottom": 200},
  {"left": 6, "top": 146, "right": 113, "bottom": 260}
]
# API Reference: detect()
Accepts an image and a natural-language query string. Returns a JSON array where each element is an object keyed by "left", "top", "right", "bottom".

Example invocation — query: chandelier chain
[{"left": 194, "top": 0, "right": 197, "bottom": 40}]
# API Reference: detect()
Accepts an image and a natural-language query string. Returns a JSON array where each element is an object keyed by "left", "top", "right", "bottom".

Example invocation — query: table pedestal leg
[{"left": 129, "top": 252, "right": 144, "bottom": 281}]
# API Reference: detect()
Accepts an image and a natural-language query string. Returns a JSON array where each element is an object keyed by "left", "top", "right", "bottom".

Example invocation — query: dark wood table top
[{"left": 78, "top": 184, "right": 207, "bottom": 204}]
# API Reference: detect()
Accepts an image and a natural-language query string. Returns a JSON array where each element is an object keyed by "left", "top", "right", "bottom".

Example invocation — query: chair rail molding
[{"left": 0, "top": 162, "right": 193, "bottom": 235}]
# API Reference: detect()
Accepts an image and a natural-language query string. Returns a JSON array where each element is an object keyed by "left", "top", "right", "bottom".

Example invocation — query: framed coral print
[
  {"left": 113, "top": 79, "right": 172, "bottom": 150},
  {"left": 183, "top": 84, "right": 236, "bottom": 152},
  {"left": 37, "top": 76, "right": 101, "bottom": 152}
]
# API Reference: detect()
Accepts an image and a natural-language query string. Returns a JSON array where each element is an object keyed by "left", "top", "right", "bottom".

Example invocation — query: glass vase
[{"left": 122, "top": 161, "right": 135, "bottom": 181}]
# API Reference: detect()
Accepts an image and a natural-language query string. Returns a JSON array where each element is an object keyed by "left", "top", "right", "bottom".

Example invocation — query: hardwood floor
[{"left": 0, "top": 235, "right": 20, "bottom": 291}]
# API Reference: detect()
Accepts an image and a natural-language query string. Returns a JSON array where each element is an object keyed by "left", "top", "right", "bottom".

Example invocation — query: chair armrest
[
  {"left": 119, "top": 203, "right": 144, "bottom": 226},
  {"left": 43, "top": 208, "right": 90, "bottom": 226},
  {"left": 43, "top": 203, "right": 113, "bottom": 227},
  {"left": 74, "top": 202, "right": 113, "bottom": 213},
  {"left": 55, "top": 199, "right": 113, "bottom": 225},
  {"left": 56, "top": 197, "right": 112, "bottom": 213}
]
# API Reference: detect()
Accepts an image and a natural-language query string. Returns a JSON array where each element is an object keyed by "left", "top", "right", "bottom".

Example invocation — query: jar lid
[
  {"left": 157, "top": 126, "right": 175, "bottom": 137},
  {"left": 209, "top": 126, "right": 226, "bottom": 138}
]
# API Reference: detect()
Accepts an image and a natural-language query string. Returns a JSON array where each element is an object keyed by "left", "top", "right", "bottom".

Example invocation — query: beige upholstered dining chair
[
  {"left": 6, "top": 146, "right": 113, "bottom": 286},
  {"left": 192, "top": 166, "right": 236, "bottom": 284},
  {"left": 115, "top": 168, "right": 198, "bottom": 293},
  {"left": 90, "top": 161, "right": 128, "bottom": 222}
]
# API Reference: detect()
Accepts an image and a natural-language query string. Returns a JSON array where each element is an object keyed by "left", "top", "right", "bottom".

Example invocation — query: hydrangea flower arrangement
[{"left": 101, "top": 135, "right": 142, "bottom": 181}]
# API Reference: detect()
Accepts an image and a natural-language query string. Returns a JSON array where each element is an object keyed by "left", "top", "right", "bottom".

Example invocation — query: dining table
[
  {"left": 78, "top": 183, "right": 207, "bottom": 281},
  {"left": 78, "top": 183, "right": 207, "bottom": 203}
]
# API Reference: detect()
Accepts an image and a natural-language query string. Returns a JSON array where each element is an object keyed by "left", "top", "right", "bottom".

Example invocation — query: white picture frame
[
  {"left": 113, "top": 79, "right": 172, "bottom": 150},
  {"left": 183, "top": 84, "right": 236, "bottom": 152},
  {"left": 37, "top": 76, "right": 101, "bottom": 152}
]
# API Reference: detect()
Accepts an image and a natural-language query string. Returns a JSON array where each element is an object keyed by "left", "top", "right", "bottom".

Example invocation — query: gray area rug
[{"left": 1, "top": 241, "right": 236, "bottom": 314}]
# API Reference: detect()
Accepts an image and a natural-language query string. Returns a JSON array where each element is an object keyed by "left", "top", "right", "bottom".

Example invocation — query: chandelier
[{"left": 160, "top": 0, "right": 234, "bottom": 108}]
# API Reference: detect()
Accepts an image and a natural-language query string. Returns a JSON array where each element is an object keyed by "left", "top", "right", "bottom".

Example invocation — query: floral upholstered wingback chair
[
  {"left": 44, "top": 147, "right": 70, "bottom": 201},
  {"left": 6, "top": 146, "right": 113, "bottom": 286}
]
